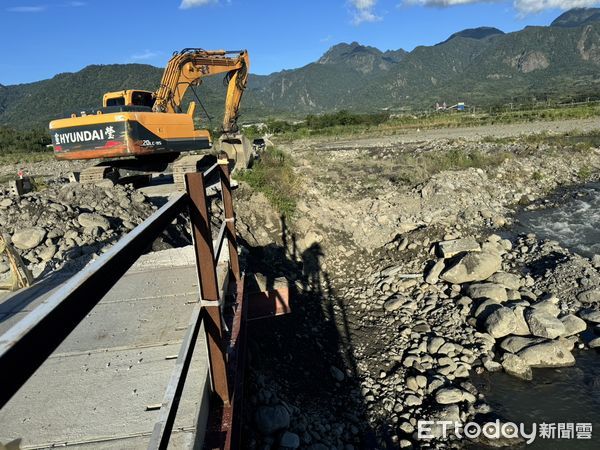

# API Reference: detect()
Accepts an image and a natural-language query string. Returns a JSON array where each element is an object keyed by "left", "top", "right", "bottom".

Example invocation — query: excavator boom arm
[{"left": 153, "top": 49, "right": 249, "bottom": 132}]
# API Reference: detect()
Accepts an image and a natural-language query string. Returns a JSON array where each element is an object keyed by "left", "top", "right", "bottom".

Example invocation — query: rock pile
[
  {"left": 0, "top": 182, "right": 157, "bottom": 280},
  {"left": 430, "top": 235, "right": 593, "bottom": 378},
  {"left": 243, "top": 228, "right": 600, "bottom": 449},
  {"left": 355, "top": 233, "right": 600, "bottom": 447}
]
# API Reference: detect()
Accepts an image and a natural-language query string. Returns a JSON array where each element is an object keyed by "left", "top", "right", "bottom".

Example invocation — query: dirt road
[{"left": 290, "top": 117, "right": 600, "bottom": 150}]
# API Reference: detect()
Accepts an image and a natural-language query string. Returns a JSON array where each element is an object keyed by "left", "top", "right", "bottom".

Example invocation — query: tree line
[{"left": 0, "top": 127, "right": 52, "bottom": 154}]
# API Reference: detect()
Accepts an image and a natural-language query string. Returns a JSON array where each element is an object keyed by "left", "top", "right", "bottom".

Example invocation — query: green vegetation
[
  {"left": 0, "top": 127, "right": 53, "bottom": 164},
  {"left": 336, "top": 146, "right": 513, "bottom": 192},
  {"left": 265, "top": 103, "right": 600, "bottom": 141},
  {"left": 393, "top": 148, "right": 512, "bottom": 185},
  {"left": 236, "top": 148, "right": 299, "bottom": 218},
  {"left": 578, "top": 165, "right": 593, "bottom": 180},
  {"left": 305, "top": 110, "right": 389, "bottom": 129},
  {"left": 246, "top": 111, "right": 393, "bottom": 140},
  {"left": 532, "top": 171, "right": 544, "bottom": 181},
  {"left": 0, "top": 152, "right": 54, "bottom": 165}
]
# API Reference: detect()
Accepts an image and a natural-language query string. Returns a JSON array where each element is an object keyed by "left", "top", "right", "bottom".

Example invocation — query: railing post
[
  {"left": 185, "top": 172, "right": 230, "bottom": 406},
  {"left": 217, "top": 153, "right": 241, "bottom": 282}
]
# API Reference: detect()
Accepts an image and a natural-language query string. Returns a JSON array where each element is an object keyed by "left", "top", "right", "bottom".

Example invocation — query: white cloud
[
  {"left": 131, "top": 50, "right": 161, "bottom": 60},
  {"left": 350, "top": 0, "right": 382, "bottom": 24},
  {"left": 407, "top": 0, "right": 487, "bottom": 5},
  {"left": 515, "top": 0, "right": 600, "bottom": 13},
  {"left": 7, "top": 5, "right": 46, "bottom": 12},
  {"left": 180, "top": 0, "right": 218, "bottom": 9},
  {"left": 405, "top": 0, "right": 600, "bottom": 14},
  {"left": 7, "top": 2, "right": 85, "bottom": 12}
]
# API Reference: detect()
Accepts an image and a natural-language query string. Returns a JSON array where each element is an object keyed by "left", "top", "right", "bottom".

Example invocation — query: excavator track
[
  {"left": 79, "top": 165, "right": 119, "bottom": 185},
  {"left": 172, "top": 134, "right": 253, "bottom": 191},
  {"left": 172, "top": 154, "right": 214, "bottom": 191}
]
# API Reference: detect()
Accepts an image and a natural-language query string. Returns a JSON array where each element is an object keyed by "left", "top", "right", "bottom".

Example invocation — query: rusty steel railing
[
  {"left": 149, "top": 155, "right": 247, "bottom": 450},
  {"left": 0, "top": 153, "right": 246, "bottom": 450}
]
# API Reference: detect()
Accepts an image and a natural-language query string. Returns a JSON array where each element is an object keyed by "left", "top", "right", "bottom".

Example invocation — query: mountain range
[{"left": 2, "top": 7, "right": 600, "bottom": 129}]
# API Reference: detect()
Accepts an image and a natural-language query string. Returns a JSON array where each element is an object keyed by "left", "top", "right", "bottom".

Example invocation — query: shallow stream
[
  {"left": 472, "top": 351, "right": 600, "bottom": 449},
  {"left": 471, "top": 182, "right": 600, "bottom": 448},
  {"left": 514, "top": 182, "right": 600, "bottom": 258}
]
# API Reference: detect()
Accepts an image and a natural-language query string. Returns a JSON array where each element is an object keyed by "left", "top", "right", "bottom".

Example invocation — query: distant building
[
  {"left": 436, "top": 101, "right": 466, "bottom": 111},
  {"left": 242, "top": 122, "right": 267, "bottom": 130}
]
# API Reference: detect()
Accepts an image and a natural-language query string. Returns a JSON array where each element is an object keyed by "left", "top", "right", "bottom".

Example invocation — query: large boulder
[
  {"left": 499, "top": 336, "right": 545, "bottom": 354},
  {"left": 512, "top": 306, "right": 531, "bottom": 336},
  {"left": 383, "top": 294, "right": 406, "bottom": 312},
  {"left": 588, "top": 337, "right": 600, "bottom": 348},
  {"left": 474, "top": 299, "right": 502, "bottom": 319},
  {"left": 517, "top": 340, "right": 575, "bottom": 368},
  {"left": 441, "top": 251, "right": 502, "bottom": 284},
  {"left": 502, "top": 353, "right": 532, "bottom": 380},
  {"left": 579, "top": 309, "right": 600, "bottom": 323},
  {"left": 425, "top": 259, "right": 446, "bottom": 284},
  {"left": 485, "top": 307, "right": 517, "bottom": 338},
  {"left": 487, "top": 272, "right": 522, "bottom": 290},
  {"left": 438, "top": 237, "right": 480, "bottom": 258},
  {"left": 435, "top": 388, "right": 475, "bottom": 405},
  {"left": 11, "top": 227, "right": 46, "bottom": 250},
  {"left": 254, "top": 405, "right": 290, "bottom": 435},
  {"left": 280, "top": 432, "right": 300, "bottom": 449},
  {"left": 560, "top": 314, "right": 587, "bottom": 337},
  {"left": 530, "top": 298, "right": 560, "bottom": 317},
  {"left": 428, "top": 336, "right": 446, "bottom": 354},
  {"left": 427, "top": 405, "right": 461, "bottom": 438},
  {"left": 577, "top": 289, "right": 600, "bottom": 304},
  {"left": 38, "top": 244, "right": 57, "bottom": 262},
  {"left": 77, "top": 213, "right": 110, "bottom": 231},
  {"left": 466, "top": 283, "right": 508, "bottom": 302},
  {"left": 525, "top": 310, "right": 565, "bottom": 339}
]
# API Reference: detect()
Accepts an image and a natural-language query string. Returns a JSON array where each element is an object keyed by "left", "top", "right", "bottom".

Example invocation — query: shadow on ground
[
  {"left": 241, "top": 215, "right": 392, "bottom": 449},
  {"left": 526, "top": 251, "right": 570, "bottom": 278}
]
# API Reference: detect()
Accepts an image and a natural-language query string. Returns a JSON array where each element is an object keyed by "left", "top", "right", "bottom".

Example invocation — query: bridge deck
[{"left": 0, "top": 246, "right": 220, "bottom": 449}]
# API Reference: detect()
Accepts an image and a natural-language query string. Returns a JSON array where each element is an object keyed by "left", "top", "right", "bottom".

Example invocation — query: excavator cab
[{"left": 103, "top": 90, "right": 155, "bottom": 108}]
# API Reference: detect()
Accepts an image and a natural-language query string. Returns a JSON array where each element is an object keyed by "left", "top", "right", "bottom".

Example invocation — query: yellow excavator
[{"left": 49, "top": 48, "right": 253, "bottom": 188}]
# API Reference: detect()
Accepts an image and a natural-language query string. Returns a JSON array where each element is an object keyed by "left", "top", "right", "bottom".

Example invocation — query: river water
[
  {"left": 513, "top": 182, "right": 600, "bottom": 258},
  {"left": 470, "top": 182, "right": 600, "bottom": 449},
  {"left": 472, "top": 350, "right": 600, "bottom": 449}
]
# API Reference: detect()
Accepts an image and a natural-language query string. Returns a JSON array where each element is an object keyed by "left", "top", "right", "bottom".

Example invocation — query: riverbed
[{"left": 472, "top": 182, "right": 600, "bottom": 448}]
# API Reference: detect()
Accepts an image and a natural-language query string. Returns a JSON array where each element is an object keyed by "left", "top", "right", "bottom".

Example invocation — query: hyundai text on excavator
[{"left": 48, "top": 49, "right": 253, "bottom": 188}]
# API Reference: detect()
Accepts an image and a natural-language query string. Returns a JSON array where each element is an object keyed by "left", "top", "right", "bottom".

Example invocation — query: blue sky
[{"left": 0, "top": 0, "right": 597, "bottom": 85}]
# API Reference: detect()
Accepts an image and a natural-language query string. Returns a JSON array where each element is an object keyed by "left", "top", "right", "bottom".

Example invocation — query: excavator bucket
[{"left": 218, "top": 133, "right": 254, "bottom": 171}]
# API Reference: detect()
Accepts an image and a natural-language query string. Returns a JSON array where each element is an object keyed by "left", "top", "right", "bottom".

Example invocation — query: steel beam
[
  {"left": 147, "top": 302, "right": 204, "bottom": 450},
  {"left": 217, "top": 154, "right": 241, "bottom": 282},
  {"left": 204, "top": 275, "right": 246, "bottom": 450},
  {"left": 186, "top": 172, "right": 230, "bottom": 406}
]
